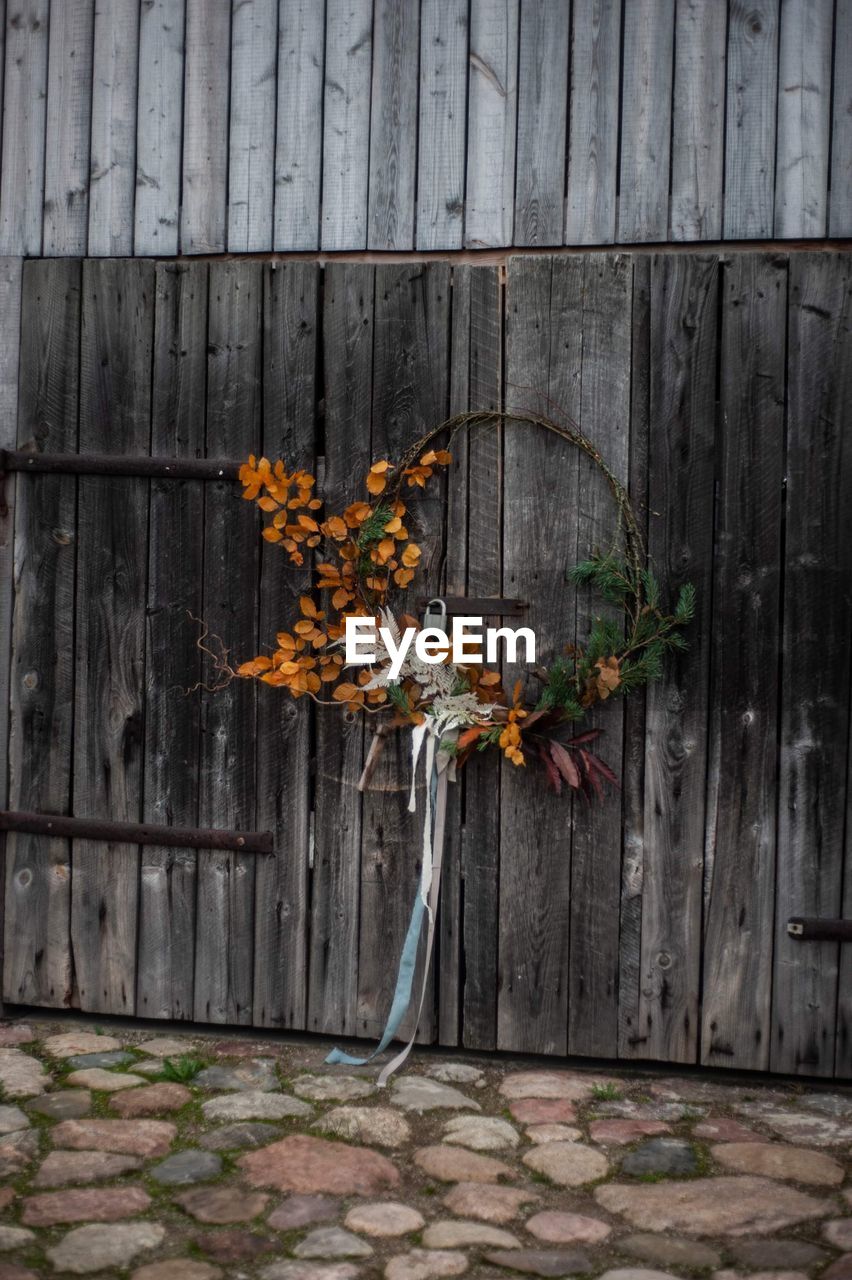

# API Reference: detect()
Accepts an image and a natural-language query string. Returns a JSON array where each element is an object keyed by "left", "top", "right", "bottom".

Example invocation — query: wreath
[{"left": 233, "top": 410, "right": 695, "bottom": 800}]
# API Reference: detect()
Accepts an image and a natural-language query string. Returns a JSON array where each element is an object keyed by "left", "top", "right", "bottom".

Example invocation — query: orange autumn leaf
[
  {"left": 367, "top": 471, "right": 388, "bottom": 495},
  {"left": 393, "top": 567, "right": 414, "bottom": 587},
  {"left": 401, "top": 543, "right": 421, "bottom": 567},
  {"left": 322, "top": 515, "right": 348, "bottom": 541},
  {"left": 237, "top": 656, "right": 273, "bottom": 676},
  {"left": 262, "top": 527, "right": 283, "bottom": 543},
  {"left": 257, "top": 496, "right": 279, "bottom": 512},
  {"left": 299, "top": 596, "right": 323, "bottom": 620}
]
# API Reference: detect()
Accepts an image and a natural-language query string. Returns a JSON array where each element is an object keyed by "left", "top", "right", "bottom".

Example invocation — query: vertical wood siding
[{"left": 0, "top": 0, "right": 847, "bottom": 254}]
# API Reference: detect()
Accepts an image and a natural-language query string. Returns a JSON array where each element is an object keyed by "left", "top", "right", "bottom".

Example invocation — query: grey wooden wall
[
  {"left": 3, "top": 251, "right": 852, "bottom": 1079},
  {"left": 0, "top": 0, "right": 849, "bottom": 258}
]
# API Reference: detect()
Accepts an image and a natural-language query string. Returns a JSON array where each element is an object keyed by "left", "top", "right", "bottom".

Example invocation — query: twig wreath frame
[{"left": 232, "top": 409, "right": 695, "bottom": 799}]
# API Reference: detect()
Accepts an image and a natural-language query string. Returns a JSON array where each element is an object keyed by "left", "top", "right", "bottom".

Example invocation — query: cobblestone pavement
[{"left": 1, "top": 1018, "right": 852, "bottom": 1278}]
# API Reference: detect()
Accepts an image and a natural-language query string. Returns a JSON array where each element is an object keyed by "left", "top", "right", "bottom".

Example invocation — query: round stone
[
  {"left": 825, "top": 1220, "right": 852, "bottom": 1249},
  {"left": 0, "top": 1227, "right": 35, "bottom": 1252},
  {"left": 192, "top": 1231, "right": 275, "bottom": 1263},
  {"left": 150, "top": 1149, "right": 222, "bottom": 1186},
  {"left": 483, "top": 1248, "right": 593, "bottom": 1276},
  {"left": 421, "top": 1220, "right": 520, "bottom": 1249},
  {"left": 344, "top": 1202, "right": 425, "bottom": 1237},
  {"left": 526, "top": 1124, "right": 583, "bottom": 1144},
  {"left": 525, "top": 1212, "right": 611, "bottom": 1245},
  {"left": 522, "top": 1141, "right": 609, "bottom": 1188},
  {"left": 292, "top": 1074, "right": 374, "bottom": 1102},
  {"left": 137, "top": 1037, "right": 195, "bottom": 1057},
  {"left": 176, "top": 1185, "right": 270, "bottom": 1224},
  {"left": 618, "top": 1234, "right": 722, "bottom": 1268},
  {"left": 294, "top": 1228, "right": 373, "bottom": 1260},
  {"left": 595, "top": 1176, "right": 832, "bottom": 1236},
  {"left": 621, "top": 1138, "right": 698, "bottom": 1177},
  {"left": 65, "top": 1051, "right": 136, "bottom": 1070},
  {"left": 131, "top": 1263, "right": 221, "bottom": 1280},
  {"left": 261, "top": 1266, "right": 360, "bottom": 1280},
  {"left": 711, "top": 1141, "right": 844, "bottom": 1186},
  {"left": 443, "top": 1182, "right": 539, "bottom": 1223},
  {"left": 42, "top": 1032, "right": 122, "bottom": 1058},
  {"left": 65, "top": 1068, "right": 145, "bottom": 1092},
  {"left": 441, "top": 1114, "right": 519, "bottom": 1151},
  {"left": 426, "top": 1063, "right": 485, "bottom": 1085},
  {"left": 201, "top": 1090, "right": 311, "bottom": 1123},
  {"left": 385, "top": 1249, "right": 468, "bottom": 1280},
  {"left": 314, "top": 1104, "right": 411, "bottom": 1148},
  {"left": 598, "top": 1271, "right": 678, "bottom": 1280},
  {"left": 238, "top": 1134, "right": 399, "bottom": 1195},
  {"left": 22, "top": 1185, "right": 151, "bottom": 1226},
  {"left": 45, "top": 1222, "right": 164, "bottom": 1274},
  {"left": 25, "top": 1091, "right": 91, "bottom": 1121},
  {"left": 391, "top": 1077, "right": 480, "bottom": 1112},
  {"left": 33, "top": 1150, "right": 142, "bottom": 1187},
  {"left": 0, "top": 1049, "right": 49, "bottom": 1098},
  {"left": 693, "top": 1118, "right": 761, "bottom": 1143},
  {"left": 414, "top": 1144, "right": 513, "bottom": 1183},
  {"left": 0, "top": 1025, "right": 35, "bottom": 1047},
  {"left": 589, "top": 1119, "right": 670, "bottom": 1146},
  {"left": 268, "top": 1195, "right": 340, "bottom": 1230},
  {"left": 111, "top": 1082, "right": 191, "bottom": 1117},
  {"left": 52, "top": 1118, "right": 176, "bottom": 1157},
  {"left": 500, "top": 1071, "right": 617, "bottom": 1102},
  {"left": 728, "top": 1239, "right": 827, "bottom": 1269},
  {"left": 195, "top": 1060, "right": 279, "bottom": 1092},
  {"left": 0, "top": 1106, "right": 28, "bottom": 1136},
  {"left": 199, "top": 1122, "right": 282, "bottom": 1151},
  {"left": 826, "top": 1257, "right": 852, "bottom": 1280},
  {"left": 509, "top": 1098, "right": 578, "bottom": 1125}
]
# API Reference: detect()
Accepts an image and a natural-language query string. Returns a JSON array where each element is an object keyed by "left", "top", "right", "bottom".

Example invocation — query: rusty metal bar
[
  {"left": 0, "top": 811, "right": 274, "bottom": 854},
  {"left": 787, "top": 917, "right": 852, "bottom": 942},
  {"left": 0, "top": 450, "right": 243, "bottom": 482}
]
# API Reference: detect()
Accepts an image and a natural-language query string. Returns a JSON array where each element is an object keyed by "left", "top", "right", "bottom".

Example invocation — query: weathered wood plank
[
  {"left": 461, "top": 265, "right": 502, "bottom": 1049},
  {"left": 830, "top": 0, "right": 852, "bottom": 236},
  {"left": 367, "top": 0, "right": 418, "bottom": 250},
  {"left": 274, "top": 0, "right": 325, "bottom": 250},
  {"left": 0, "top": 0, "right": 49, "bottom": 255},
  {"left": 634, "top": 254, "right": 717, "bottom": 1063},
  {"left": 357, "top": 264, "right": 450, "bottom": 1045},
  {"left": 181, "top": 0, "right": 230, "bottom": 254},
  {"left": 724, "top": 0, "right": 779, "bottom": 239},
  {"left": 465, "top": 0, "right": 519, "bottom": 248},
  {"left": 618, "top": 0, "right": 675, "bottom": 243},
  {"left": 701, "top": 253, "right": 786, "bottom": 1071},
  {"left": 0, "top": 257, "right": 21, "bottom": 814},
  {"left": 228, "top": 0, "right": 277, "bottom": 252},
  {"left": 564, "top": 0, "right": 621, "bottom": 246},
  {"left": 253, "top": 261, "right": 318, "bottom": 1029},
  {"left": 72, "top": 259, "right": 154, "bottom": 1015},
  {"left": 416, "top": 0, "right": 467, "bottom": 251},
  {"left": 498, "top": 255, "right": 582, "bottom": 1054},
  {"left": 321, "top": 0, "right": 373, "bottom": 251},
  {"left": 135, "top": 0, "right": 185, "bottom": 256},
  {"left": 438, "top": 262, "right": 472, "bottom": 1044},
  {"left": 43, "top": 0, "right": 95, "bottom": 256},
  {"left": 774, "top": 0, "right": 832, "bottom": 238},
  {"left": 5, "top": 260, "right": 77, "bottom": 1008},
  {"left": 568, "top": 254, "right": 631, "bottom": 1058},
  {"left": 136, "top": 261, "right": 208, "bottom": 1022},
  {"left": 513, "top": 0, "right": 569, "bottom": 247},
  {"left": 670, "top": 0, "right": 726, "bottom": 240},
  {"left": 618, "top": 253, "right": 651, "bottom": 1056},
  {"left": 308, "top": 263, "right": 373, "bottom": 1035},
  {"left": 772, "top": 253, "right": 852, "bottom": 1076},
  {"left": 88, "top": 0, "right": 140, "bottom": 256},
  {"left": 194, "top": 261, "right": 262, "bottom": 1025}
]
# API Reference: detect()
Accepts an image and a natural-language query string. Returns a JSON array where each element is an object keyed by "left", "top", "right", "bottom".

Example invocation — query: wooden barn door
[{"left": 3, "top": 253, "right": 852, "bottom": 1081}]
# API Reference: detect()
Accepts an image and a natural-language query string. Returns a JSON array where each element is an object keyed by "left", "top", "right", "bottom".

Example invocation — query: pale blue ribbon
[{"left": 324, "top": 762, "right": 440, "bottom": 1071}]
